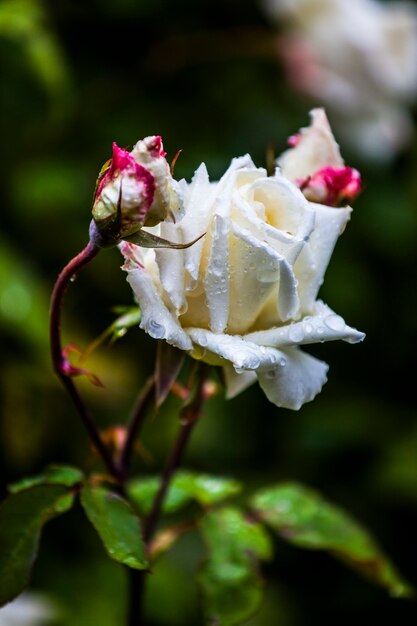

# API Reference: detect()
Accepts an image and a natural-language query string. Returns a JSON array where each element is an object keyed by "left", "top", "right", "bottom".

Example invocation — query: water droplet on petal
[
  {"left": 148, "top": 320, "right": 165, "bottom": 339},
  {"left": 324, "top": 314, "right": 345, "bottom": 331},
  {"left": 304, "top": 322, "right": 313, "bottom": 334},
  {"left": 279, "top": 357, "right": 287, "bottom": 367},
  {"left": 288, "top": 324, "right": 305, "bottom": 343},
  {"left": 265, "top": 368, "right": 276, "bottom": 379}
]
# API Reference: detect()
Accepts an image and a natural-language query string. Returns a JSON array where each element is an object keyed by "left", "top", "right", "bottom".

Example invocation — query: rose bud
[{"left": 91, "top": 136, "right": 182, "bottom": 247}]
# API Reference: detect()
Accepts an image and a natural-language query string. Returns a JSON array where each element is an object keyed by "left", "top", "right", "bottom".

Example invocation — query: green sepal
[
  {"left": 80, "top": 484, "right": 148, "bottom": 570},
  {"left": 8, "top": 464, "right": 84, "bottom": 494},
  {"left": 128, "top": 471, "right": 242, "bottom": 515},
  {"left": 0, "top": 485, "right": 76, "bottom": 606},
  {"left": 250, "top": 482, "right": 414, "bottom": 598},
  {"left": 80, "top": 306, "right": 141, "bottom": 362},
  {"left": 198, "top": 507, "right": 273, "bottom": 626},
  {"left": 124, "top": 229, "right": 205, "bottom": 249}
]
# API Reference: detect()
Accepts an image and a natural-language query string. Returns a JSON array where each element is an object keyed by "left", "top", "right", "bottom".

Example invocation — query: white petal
[
  {"left": 126, "top": 268, "right": 192, "bottom": 351},
  {"left": 156, "top": 221, "right": 187, "bottom": 314},
  {"left": 187, "top": 327, "right": 283, "bottom": 370},
  {"left": 180, "top": 163, "right": 212, "bottom": 283},
  {"left": 246, "top": 301, "right": 364, "bottom": 347},
  {"left": 295, "top": 203, "right": 351, "bottom": 312},
  {"left": 228, "top": 222, "right": 283, "bottom": 333},
  {"left": 231, "top": 222, "right": 300, "bottom": 328},
  {"left": 233, "top": 174, "right": 315, "bottom": 263},
  {"left": 257, "top": 348, "right": 329, "bottom": 410},
  {"left": 223, "top": 366, "right": 257, "bottom": 399},
  {"left": 205, "top": 214, "right": 230, "bottom": 333},
  {"left": 278, "top": 108, "right": 344, "bottom": 181}
]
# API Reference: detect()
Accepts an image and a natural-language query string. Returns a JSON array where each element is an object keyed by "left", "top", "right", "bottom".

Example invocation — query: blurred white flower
[
  {"left": 263, "top": 0, "right": 417, "bottom": 160},
  {"left": 0, "top": 593, "right": 56, "bottom": 626},
  {"left": 121, "top": 110, "right": 364, "bottom": 410}
]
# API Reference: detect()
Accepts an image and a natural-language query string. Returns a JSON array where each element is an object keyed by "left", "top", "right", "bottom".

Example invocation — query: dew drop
[
  {"left": 148, "top": 319, "right": 165, "bottom": 339},
  {"left": 264, "top": 368, "right": 276, "bottom": 379},
  {"left": 288, "top": 324, "right": 305, "bottom": 343},
  {"left": 324, "top": 314, "right": 345, "bottom": 331}
]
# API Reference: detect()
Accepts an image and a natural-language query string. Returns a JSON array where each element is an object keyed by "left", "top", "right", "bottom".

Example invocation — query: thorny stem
[
  {"left": 143, "top": 364, "right": 208, "bottom": 544},
  {"left": 128, "top": 364, "right": 209, "bottom": 625},
  {"left": 49, "top": 241, "right": 123, "bottom": 481}
]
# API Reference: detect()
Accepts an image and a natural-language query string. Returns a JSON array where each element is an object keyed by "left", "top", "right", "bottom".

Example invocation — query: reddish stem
[{"left": 50, "top": 241, "right": 122, "bottom": 481}]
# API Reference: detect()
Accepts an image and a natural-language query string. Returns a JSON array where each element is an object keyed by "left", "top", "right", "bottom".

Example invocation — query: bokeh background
[{"left": 1, "top": 0, "right": 417, "bottom": 624}]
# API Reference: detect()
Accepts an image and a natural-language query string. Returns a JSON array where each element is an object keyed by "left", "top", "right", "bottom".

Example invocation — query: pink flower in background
[
  {"left": 122, "top": 110, "right": 364, "bottom": 410},
  {"left": 263, "top": 0, "right": 417, "bottom": 160}
]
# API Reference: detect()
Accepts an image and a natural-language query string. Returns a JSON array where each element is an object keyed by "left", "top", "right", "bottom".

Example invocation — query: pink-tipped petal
[{"left": 297, "top": 166, "right": 362, "bottom": 206}]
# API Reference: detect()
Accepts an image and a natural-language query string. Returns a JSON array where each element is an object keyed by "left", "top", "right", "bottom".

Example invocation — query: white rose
[
  {"left": 263, "top": 0, "right": 417, "bottom": 160},
  {"left": 121, "top": 110, "right": 364, "bottom": 410}
]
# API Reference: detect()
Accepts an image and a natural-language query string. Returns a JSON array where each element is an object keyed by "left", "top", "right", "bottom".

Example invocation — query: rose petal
[
  {"left": 205, "top": 214, "right": 231, "bottom": 333},
  {"left": 187, "top": 327, "right": 283, "bottom": 371},
  {"left": 155, "top": 222, "right": 187, "bottom": 314},
  {"left": 227, "top": 223, "right": 283, "bottom": 333},
  {"left": 294, "top": 203, "right": 351, "bottom": 313},
  {"left": 245, "top": 301, "right": 365, "bottom": 347},
  {"left": 278, "top": 108, "right": 344, "bottom": 181},
  {"left": 257, "top": 348, "right": 329, "bottom": 410},
  {"left": 180, "top": 163, "right": 213, "bottom": 284},
  {"left": 231, "top": 222, "right": 300, "bottom": 328},
  {"left": 125, "top": 266, "right": 192, "bottom": 351},
  {"left": 223, "top": 366, "right": 257, "bottom": 399}
]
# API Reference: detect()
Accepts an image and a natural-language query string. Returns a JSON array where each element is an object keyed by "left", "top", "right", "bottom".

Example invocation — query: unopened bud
[
  {"left": 91, "top": 136, "right": 182, "bottom": 247},
  {"left": 297, "top": 166, "right": 362, "bottom": 206}
]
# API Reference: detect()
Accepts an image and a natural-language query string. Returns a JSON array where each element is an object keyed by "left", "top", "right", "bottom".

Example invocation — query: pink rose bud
[
  {"left": 91, "top": 136, "right": 181, "bottom": 247},
  {"left": 297, "top": 166, "right": 362, "bottom": 206}
]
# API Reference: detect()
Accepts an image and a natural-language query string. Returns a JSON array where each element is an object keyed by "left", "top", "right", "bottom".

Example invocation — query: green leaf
[
  {"left": 8, "top": 464, "right": 84, "bottom": 494},
  {"left": 128, "top": 471, "right": 242, "bottom": 515},
  {"left": 128, "top": 476, "right": 190, "bottom": 516},
  {"left": 175, "top": 472, "right": 242, "bottom": 507},
  {"left": 0, "top": 484, "right": 75, "bottom": 606},
  {"left": 80, "top": 485, "right": 148, "bottom": 570},
  {"left": 198, "top": 507, "right": 273, "bottom": 626},
  {"left": 251, "top": 482, "right": 413, "bottom": 598}
]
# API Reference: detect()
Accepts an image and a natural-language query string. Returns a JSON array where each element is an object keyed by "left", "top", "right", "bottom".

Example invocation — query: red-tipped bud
[
  {"left": 91, "top": 136, "right": 182, "bottom": 247},
  {"left": 297, "top": 166, "right": 362, "bottom": 206}
]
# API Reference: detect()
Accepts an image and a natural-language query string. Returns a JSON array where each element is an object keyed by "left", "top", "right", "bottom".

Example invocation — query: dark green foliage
[
  {"left": 198, "top": 507, "right": 273, "bottom": 626},
  {"left": 80, "top": 484, "right": 148, "bottom": 570},
  {"left": 0, "top": 485, "right": 75, "bottom": 606},
  {"left": 251, "top": 483, "right": 413, "bottom": 598}
]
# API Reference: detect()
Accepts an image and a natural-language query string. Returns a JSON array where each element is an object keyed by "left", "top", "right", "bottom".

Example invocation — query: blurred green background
[{"left": 1, "top": 0, "right": 417, "bottom": 624}]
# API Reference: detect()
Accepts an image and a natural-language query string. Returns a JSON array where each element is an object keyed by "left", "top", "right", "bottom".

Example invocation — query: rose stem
[
  {"left": 127, "top": 364, "right": 209, "bottom": 626},
  {"left": 118, "top": 375, "right": 156, "bottom": 480},
  {"left": 50, "top": 241, "right": 122, "bottom": 481}
]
